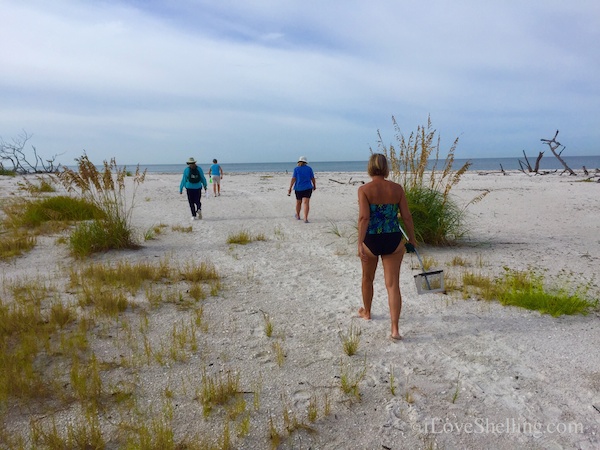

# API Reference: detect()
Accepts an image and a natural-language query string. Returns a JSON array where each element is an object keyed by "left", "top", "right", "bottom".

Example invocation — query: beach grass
[
  {"left": 18, "top": 176, "right": 56, "bottom": 194},
  {"left": 376, "top": 116, "right": 487, "bottom": 245},
  {"left": 261, "top": 310, "right": 274, "bottom": 337},
  {"left": 1, "top": 154, "right": 147, "bottom": 258},
  {"left": 227, "top": 229, "right": 266, "bottom": 245},
  {"left": 339, "top": 356, "right": 367, "bottom": 398},
  {"left": 54, "top": 154, "right": 146, "bottom": 256},
  {"left": 460, "top": 266, "right": 597, "bottom": 316},
  {"left": 0, "top": 229, "right": 36, "bottom": 259},
  {"left": 0, "top": 195, "right": 105, "bottom": 244},
  {"left": 199, "top": 369, "right": 240, "bottom": 417},
  {"left": 341, "top": 322, "right": 361, "bottom": 356},
  {"left": 0, "top": 253, "right": 231, "bottom": 447}
]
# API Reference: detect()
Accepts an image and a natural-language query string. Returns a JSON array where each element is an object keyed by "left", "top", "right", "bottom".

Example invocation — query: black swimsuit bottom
[{"left": 364, "top": 232, "right": 403, "bottom": 256}]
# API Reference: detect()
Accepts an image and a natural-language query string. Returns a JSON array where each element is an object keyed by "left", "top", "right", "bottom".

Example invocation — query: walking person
[
  {"left": 180, "top": 157, "right": 208, "bottom": 220},
  {"left": 208, "top": 159, "right": 224, "bottom": 197},
  {"left": 287, "top": 156, "right": 316, "bottom": 223},
  {"left": 357, "top": 153, "right": 417, "bottom": 340}
]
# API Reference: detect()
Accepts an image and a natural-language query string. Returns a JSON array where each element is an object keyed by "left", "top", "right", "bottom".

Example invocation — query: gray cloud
[{"left": 1, "top": 0, "right": 598, "bottom": 165}]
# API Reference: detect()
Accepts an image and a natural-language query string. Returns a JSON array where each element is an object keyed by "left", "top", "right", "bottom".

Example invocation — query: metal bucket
[{"left": 414, "top": 269, "right": 445, "bottom": 295}]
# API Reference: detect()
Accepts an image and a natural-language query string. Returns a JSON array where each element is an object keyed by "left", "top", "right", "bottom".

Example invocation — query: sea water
[{"left": 136, "top": 156, "right": 600, "bottom": 174}]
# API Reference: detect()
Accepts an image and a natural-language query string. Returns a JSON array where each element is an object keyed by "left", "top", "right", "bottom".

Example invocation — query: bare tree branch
[
  {"left": 540, "top": 130, "right": 575, "bottom": 176},
  {"left": 0, "top": 131, "right": 62, "bottom": 174}
]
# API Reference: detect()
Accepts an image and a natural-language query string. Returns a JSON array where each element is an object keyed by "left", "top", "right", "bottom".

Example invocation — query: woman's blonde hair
[{"left": 367, "top": 153, "right": 389, "bottom": 177}]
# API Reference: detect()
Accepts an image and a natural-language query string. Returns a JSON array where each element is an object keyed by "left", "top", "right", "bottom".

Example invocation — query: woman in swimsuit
[{"left": 357, "top": 153, "right": 417, "bottom": 340}]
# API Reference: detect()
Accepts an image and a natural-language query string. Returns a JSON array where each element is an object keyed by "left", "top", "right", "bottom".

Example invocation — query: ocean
[{"left": 138, "top": 156, "right": 600, "bottom": 174}]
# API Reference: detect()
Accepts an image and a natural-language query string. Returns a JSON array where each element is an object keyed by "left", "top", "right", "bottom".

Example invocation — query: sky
[{"left": 1, "top": 0, "right": 599, "bottom": 166}]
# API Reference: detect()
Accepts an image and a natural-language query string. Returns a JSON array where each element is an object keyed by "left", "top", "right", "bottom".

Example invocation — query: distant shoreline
[{"left": 123, "top": 155, "right": 600, "bottom": 174}]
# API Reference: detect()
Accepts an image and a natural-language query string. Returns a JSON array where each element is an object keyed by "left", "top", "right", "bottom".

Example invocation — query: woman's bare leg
[
  {"left": 359, "top": 244, "right": 378, "bottom": 320},
  {"left": 295, "top": 199, "right": 302, "bottom": 219},
  {"left": 381, "top": 245, "right": 405, "bottom": 339},
  {"left": 303, "top": 198, "right": 310, "bottom": 222}
]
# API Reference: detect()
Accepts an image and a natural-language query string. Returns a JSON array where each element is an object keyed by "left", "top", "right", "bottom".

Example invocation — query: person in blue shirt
[
  {"left": 179, "top": 157, "right": 208, "bottom": 220},
  {"left": 287, "top": 156, "right": 316, "bottom": 223},
  {"left": 208, "top": 158, "right": 224, "bottom": 197}
]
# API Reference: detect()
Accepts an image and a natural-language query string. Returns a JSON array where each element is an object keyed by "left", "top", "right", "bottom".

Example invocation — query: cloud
[{"left": 1, "top": 0, "right": 599, "bottom": 164}]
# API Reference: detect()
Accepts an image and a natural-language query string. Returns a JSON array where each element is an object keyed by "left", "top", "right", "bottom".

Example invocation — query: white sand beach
[{"left": 1, "top": 169, "right": 599, "bottom": 449}]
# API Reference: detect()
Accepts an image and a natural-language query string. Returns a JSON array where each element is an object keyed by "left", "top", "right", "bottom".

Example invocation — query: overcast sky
[{"left": 1, "top": 1, "right": 599, "bottom": 166}]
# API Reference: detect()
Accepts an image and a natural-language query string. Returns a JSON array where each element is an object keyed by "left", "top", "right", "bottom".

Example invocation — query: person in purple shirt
[{"left": 287, "top": 156, "right": 316, "bottom": 223}]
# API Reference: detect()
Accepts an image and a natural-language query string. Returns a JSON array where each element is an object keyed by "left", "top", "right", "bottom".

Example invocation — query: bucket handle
[{"left": 398, "top": 224, "right": 432, "bottom": 290}]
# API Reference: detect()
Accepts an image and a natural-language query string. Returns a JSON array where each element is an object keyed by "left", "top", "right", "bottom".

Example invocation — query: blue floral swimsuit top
[{"left": 367, "top": 204, "right": 401, "bottom": 234}]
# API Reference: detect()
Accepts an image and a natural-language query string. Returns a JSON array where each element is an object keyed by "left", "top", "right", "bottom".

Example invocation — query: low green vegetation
[
  {"left": 341, "top": 322, "right": 361, "bottom": 356},
  {"left": 494, "top": 268, "right": 596, "bottom": 316},
  {"left": 0, "top": 167, "right": 16, "bottom": 176},
  {"left": 199, "top": 370, "right": 241, "bottom": 416},
  {"left": 339, "top": 357, "right": 367, "bottom": 399},
  {"left": 457, "top": 264, "right": 597, "bottom": 317},
  {"left": 227, "top": 229, "right": 266, "bottom": 245},
  {"left": 0, "top": 230, "right": 36, "bottom": 259},
  {"left": 261, "top": 310, "right": 274, "bottom": 337},
  {"left": 22, "top": 196, "right": 104, "bottom": 227}
]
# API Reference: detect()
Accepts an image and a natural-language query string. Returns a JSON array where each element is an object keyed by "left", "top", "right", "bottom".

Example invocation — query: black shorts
[
  {"left": 364, "top": 232, "right": 403, "bottom": 256},
  {"left": 295, "top": 189, "right": 313, "bottom": 200}
]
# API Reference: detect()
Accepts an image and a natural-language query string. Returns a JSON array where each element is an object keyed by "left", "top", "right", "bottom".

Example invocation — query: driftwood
[
  {"left": 329, "top": 177, "right": 364, "bottom": 185},
  {"left": 518, "top": 150, "right": 545, "bottom": 173},
  {"left": 540, "top": 130, "right": 576, "bottom": 175}
]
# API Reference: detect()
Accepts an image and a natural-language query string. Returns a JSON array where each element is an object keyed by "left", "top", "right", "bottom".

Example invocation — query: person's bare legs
[
  {"left": 381, "top": 245, "right": 405, "bottom": 339},
  {"left": 295, "top": 199, "right": 302, "bottom": 219},
  {"left": 213, "top": 183, "right": 217, "bottom": 196},
  {"left": 302, "top": 198, "right": 310, "bottom": 222},
  {"left": 217, "top": 182, "right": 221, "bottom": 196},
  {"left": 359, "top": 244, "right": 378, "bottom": 320}
]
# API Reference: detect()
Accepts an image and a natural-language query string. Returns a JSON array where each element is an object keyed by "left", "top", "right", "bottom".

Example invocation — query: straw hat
[
  {"left": 186, "top": 157, "right": 197, "bottom": 164},
  {"left": 298, "top": 156, "right": 308, "bottom": 163}
]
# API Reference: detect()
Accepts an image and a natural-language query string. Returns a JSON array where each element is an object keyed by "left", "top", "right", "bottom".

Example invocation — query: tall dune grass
[
  {"left": 375, "top": 116, "right": 485, "bottom": 245},
  {"left": 54, "top": 154, "right": 147, "bottom": 256}
]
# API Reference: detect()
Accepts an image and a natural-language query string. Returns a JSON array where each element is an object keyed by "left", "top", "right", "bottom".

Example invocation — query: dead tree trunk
[
  {"left": 533, "top": 152, "right": 544, "bottom": 172},
  {"left": 540, "top": 130, "right": 576, "bottom": 176},
  {"left": 521, "top": 150, "right": 533, "bottom": 172},
  {"left": 518, "top": 150, "right": 544, "bottom": 173}
]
